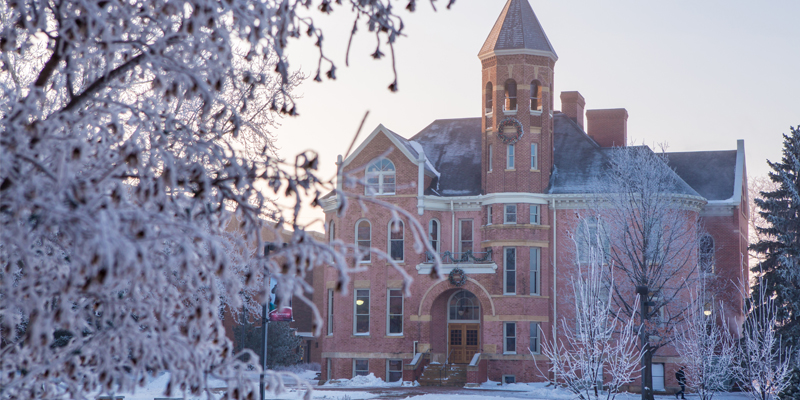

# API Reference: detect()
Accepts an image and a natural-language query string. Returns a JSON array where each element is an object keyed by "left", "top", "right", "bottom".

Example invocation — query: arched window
[
  {"left": 504, "top": 79, "right": 517, "bottom": 112},
  {"left": 530, "top": 80, "right": 542, "bottom": 112},
  {"left": 365, "top": 158, "right": 396, "bottom": 195},
  {"left": 428, "top": 219, "right": 440, "bottom": 253},
  {"left": 328, "top": 221, "right": 335, "bottom": 243},
  {"left": 448, "top": 290, "right": 480, "bottom": 322},
  {"left": 485, "top": 82, "right": 493, "bottom": 114},
  {"left": 699, "top": 235, "right": 715, "bottom": 273},
  {"left": 389, "top": 220, "right": 404, "bottom": 261},
  {"left": 356, "top": 219, "right": 371, "bottom": 262}
]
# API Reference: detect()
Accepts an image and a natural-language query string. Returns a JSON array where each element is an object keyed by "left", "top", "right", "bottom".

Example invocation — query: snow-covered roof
[{"left": 478, "top": 0, "right": 558, "bottom": 61}]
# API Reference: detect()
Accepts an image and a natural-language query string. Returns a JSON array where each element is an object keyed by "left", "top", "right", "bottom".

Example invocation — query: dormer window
[
  {"left": 485, "top": 82, "right": 493, "bottom": 114},
  {"left": 530, "top": 80, "right": 542, "bottom": 112},
  {"left": 504, "top": 79, "right": 517, "bottom": 112},
  {"left": 365, "top": 158, "right": 396, "bottom": 195}
]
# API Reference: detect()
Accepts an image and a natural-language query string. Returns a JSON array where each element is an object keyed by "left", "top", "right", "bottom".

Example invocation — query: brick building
[{"left": 317, "top": 0, "right": 748, "bottom": 392}]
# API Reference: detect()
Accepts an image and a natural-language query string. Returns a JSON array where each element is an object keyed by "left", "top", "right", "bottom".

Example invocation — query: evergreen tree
[
  {"left": 750, "top": 126, "right": 800, "bottom": 352},
  {"left": 267, "top": 322, "right": 302, "bottom": 369}
]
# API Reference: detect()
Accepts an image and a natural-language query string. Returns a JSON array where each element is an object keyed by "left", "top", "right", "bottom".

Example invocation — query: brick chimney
[
  {"left": 586, "top": 108, "right": 628, "bottom": 148},
  {"left": 560, "top": 91, "right": 585, "bottom": 130}
]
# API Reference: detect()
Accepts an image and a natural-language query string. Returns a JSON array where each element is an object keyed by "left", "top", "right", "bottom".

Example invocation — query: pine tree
[
  {"left": 750, "top": 126, "right": 800, "bottom": 352},
  {"left": 267, "top": 322, "right": 302, "bottom": 369}
]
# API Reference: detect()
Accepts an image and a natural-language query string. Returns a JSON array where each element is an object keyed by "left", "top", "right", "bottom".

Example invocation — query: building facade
[{"left": 317, "top": 0, "right": 748, "bottom": 392}]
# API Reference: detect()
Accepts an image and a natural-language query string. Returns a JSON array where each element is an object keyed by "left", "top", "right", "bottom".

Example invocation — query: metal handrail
[{"left": 425, "top": 249, "right": 493, "bottom": 264}]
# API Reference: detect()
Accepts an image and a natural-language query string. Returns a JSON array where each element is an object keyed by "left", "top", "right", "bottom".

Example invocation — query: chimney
[
  {"left": 586, "top": 108, "right": 628, "bottom": 148},
  {"left": 560, "top": 91, "right": 586, "bottom": 130}
]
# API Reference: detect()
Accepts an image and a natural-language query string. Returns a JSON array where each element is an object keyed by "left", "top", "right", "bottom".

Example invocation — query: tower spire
[{"left": 478, "top": 0, "right": 557, "bottom": 61}]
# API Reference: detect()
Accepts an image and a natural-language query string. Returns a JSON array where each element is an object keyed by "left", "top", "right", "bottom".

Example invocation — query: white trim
[
  {"left": 415, "top": 263, "right": 498, "bottom": 275},
  {"left": 353, "top": 359, "right": 369, "bottom": 378},
  {"left": 355, "top": 219, "right": 371, "bottom": 263},
  {"left": 428, "top": 218, "right": 441, "bottom": 253},
  {"left": 478, "top": 48, "right": 558, "bottom": 62},
  {"left": 388, "top": 219, "right": 404, "bottom": 262},
  {"left": 503, "top": 247, "right": 516, "bottom": 295},
  {"left": 386, "top": 359, "right": 403, "bottom": 383},
  {"left": 507, "top": 144, "right": 515, "bottom": 169},
  {"left": 504, "top": 204, "right": 517, "bottom": 224},
  {"left": 529, "top": 247, "right": 540, "bottom": 296},
  {"left": 386, "top": 289, "right": 403, "bottom": 336},
  {"left": 530, "top": 143, "right": 538, "bottom": 170},
  {"left": 327, "top": 289, "right": 334, "bottom": 336},
  {"left": 488, "top": 144, "right": 493, "bottom": 172},
  {"left": 342, "top": 125, "right": 417, "bottom": 169},
  {"left": 447, "top": 290, "right": 481, "bottom": 323},
  {"left": 503, "top": 322, "right": 517, "bottom": 354},
  {"left": 353, "top": 289, "right": 370, "bottom": 336}
]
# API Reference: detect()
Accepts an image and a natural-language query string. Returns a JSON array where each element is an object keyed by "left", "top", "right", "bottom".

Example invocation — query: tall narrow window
[
  {"left": 327, "top": 289, "right": 335, "bottom": 335},
  {"left": 365, "top": 158, "right": 396, "bottom": 195},
  {"left": 387, "top": 360, "right": 403, "bottom": 382},
  {"left": 459, "top": 220, "right": 473, "bottom": 254},
  {"left": 507, "top": 144, "right": 515, "bottom": 169},
  {"left": 529, "top": 322, "right": 540, "bottom": 354},
  {"left": 504, "top": 322, "right": 516, "bottom": 354},
  {"left": 328, "top": 221, "right": 335, "bottom": 243},
  {"left": 487, "top": 205, "right": 493, "bottom": 225},
  {"left": 356, "top": 220, "right": 371, "bottom": 262},
  {"left": 504, "top": 247, "right": 516, "bottom": 294},
  {"left": 428, "top": 219, "right": 440, "bottom": 253},
  {"left": 530, "top": 248, "right": 540, "bottom": 295},
  {"left": 354, "top": 289, "right": 370, "bottom": 335},
  {"left": 485, "top": 82, "right": 493, "bottom": 114},
  {"left": 530, "top": 143, "right": 538, "bottom": 170},
  {"left": 530, "top": 80, "right": 542, "bottom": 111},
  {"left": 504, "top": 79, "right": 517, "bottom": 111},
  {"left": 389, "top": 220, "right": 404, "bottom": 261},
  {"left": 530, "top": 205, "right": 540, "bottom": 225},
  {"left": 387, "top": 289, "right": 403, "bottom": 335},
  {"left": 699, "top": 234, "right": 715, "bottom": 273},
  {"left": 504, "top": 204, "right": 517, "bottom": 224},
  {"left": 353, "top": 359, "right": 369, "bottom": 377},
  {"left": 577, "top": 217, "right": 608, "bottom": 264},
  {"left": 488, "top": 144, "right": 493, "bottom": 172}
]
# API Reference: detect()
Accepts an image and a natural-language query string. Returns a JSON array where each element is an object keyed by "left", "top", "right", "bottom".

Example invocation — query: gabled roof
[
  {"left": 478, "top": 0, "right": 557, "bottom": 61},
  {"left": 409, "top": 118, "right": 483, "bottom": 197},
  {"left": 342, "top": 124, "right": 438, "bottom": 178},
  {"left": 666, "top": 149, "right": 740, "bottom": 202}
]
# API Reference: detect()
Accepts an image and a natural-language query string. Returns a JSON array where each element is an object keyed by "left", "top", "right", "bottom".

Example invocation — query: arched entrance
[{"left": 447, "top": 290, "right": 481, "bottom": 364}]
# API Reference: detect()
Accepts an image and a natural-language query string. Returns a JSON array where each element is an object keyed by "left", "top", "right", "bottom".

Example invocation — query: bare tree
[
  {"left": 674, "top": 279, "right": 736, "bottom": 400},
  {"left": 735, "top": 274, "right": 795, "bottom": 400},
  {"left": 0, "top": 0, "right": 450, "bottom": 398},
  {"left": 538, "top": 233, "right": 642, "bottom": 400},
  {"left": 589, "top": 145, "right": 700, "bottom": 399}
]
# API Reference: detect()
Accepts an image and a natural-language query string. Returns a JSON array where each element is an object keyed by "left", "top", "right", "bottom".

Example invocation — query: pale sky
[{"left": 273, "top": 0, "right": 800, "bottom": 230}]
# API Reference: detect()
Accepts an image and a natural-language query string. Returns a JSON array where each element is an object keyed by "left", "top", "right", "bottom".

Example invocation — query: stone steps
[{"left": 418, "top": 364, "right": 467, "bottom": 387}]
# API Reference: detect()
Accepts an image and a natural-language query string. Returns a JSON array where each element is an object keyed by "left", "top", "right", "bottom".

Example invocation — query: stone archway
[{"left": 446, "top": 290, "right": 481, "bottom": 364}]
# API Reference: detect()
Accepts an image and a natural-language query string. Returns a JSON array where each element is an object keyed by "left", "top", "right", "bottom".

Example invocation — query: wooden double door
[{"left": 448, "top": 323, "right": 480, "bottom": 364}]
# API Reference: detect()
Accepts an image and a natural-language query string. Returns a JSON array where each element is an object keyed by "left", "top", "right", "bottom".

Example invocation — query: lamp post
[{"left": 260, "top": 243, "right": 277, "bottom": 400}]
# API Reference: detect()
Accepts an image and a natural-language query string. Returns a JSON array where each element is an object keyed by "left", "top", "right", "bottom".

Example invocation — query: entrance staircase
[{"left": 418, "top": 363, "right": 467, "bottom": 387}]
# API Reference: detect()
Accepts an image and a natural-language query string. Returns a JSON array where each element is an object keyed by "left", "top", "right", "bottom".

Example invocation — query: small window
[
  {"left": 485, "top": 82, "right": 493, "bottom": 114},
  {"left": 487, "top": 205, "right": 493, "bottom": 225},
  {"left": 529, "top": 322, "right": 540, "bottom": 354},
  {"left": 530, "top": 205, "right": 540, "bottom": 225},
  {"left": 488, "top": 144, "right": 493, "bottom": 172},
  {"left": 353, "top": 359, "right": 369, "bottom": 377},
  {"left": 428, "top": 219, "right": 440, "bottom": 253},
  {"left": 328, "top": 221, "right": 335, "bottom": 243},
  {"left": 389, "top": 220, "right": 404, "bottom": 261},
  {"left": 459, "top": 220, "right": 473, "bottom": 254},
  {"left": 530, "top": 143, "right": 538, "bottom": 170},
  {"left": 530, "top": 248, "right": 540, "bottom": 296},
  {"left": 504, "top": 322, "right": 516, "bottom": 354},
  {"left": 387, "top": 289, "right": 403, "bottom": 335},
  {"left": 387, "top": 359, "right": 403, "bottom": 382},
  {"left": 699, "top": 234, "right": 715, "bottom": 273},
  {"left": 365, "top": 158, "right": 396, "bottom": 195},
  {"left": 354, "top": 289, "right": 370, "bottom": 335},
  {"left": 504, "top": 204, "right": 517, "bottom": 224},
  {"left": 503, "top": 375, "right": 516, "bottom": 384},
  {"left": 530, "top": 80, "right": 542, "bottom": 111},
  {"left": 504, "top": 248, "right": 516, "bottom": 295},
  {"left": 327, "top": 289, "right": 334, "bottom": 335},
  {"left": 507, "top": 144, "right": 515, "bottom": 169},
  {"left": 356, "top": 220, "right": 371, "bottom": 263},
  {"left": 504, "top": 79, "right": 517, "bottom": 111}
]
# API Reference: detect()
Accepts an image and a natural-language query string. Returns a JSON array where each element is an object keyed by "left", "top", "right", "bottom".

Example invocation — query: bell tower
[{"left": 479, "top": 0, "right": 557, "bottom": 194}]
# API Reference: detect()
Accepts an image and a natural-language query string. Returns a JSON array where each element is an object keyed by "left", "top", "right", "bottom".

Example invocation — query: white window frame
[
  {"left": 529, "top": 322, "right": 540, "bottom": 354},
  {"left": 504, "top": 322, "right": 517, "bottom": 354},
  {"left": 503, "top": 375, "right": 517, "bottom": 384},
  {"left": 365, "top": 158, "right": 396, "bottom": 195},
  {"left": 504, "top": 204, "right": 517, "bottom": 224},
  {"left": 530, "top": 143, "right": 538, "bottom": 170},
  {"left": 504, "top": 247, "right": 516, "bottom": 295},
  {"left": 354, "top": 289, "right": 370, "bottom": 335},
  {"left": 530, "top": 205, "right": 540, "bottom": 225},
  {"left": 530, "top": 247, "right": 540, "bottom": 296},
  {"left": 487, "top": 205, "right": 493, "bottom": 225},
  {"left": 388, "top": 220, "right": 404, "bottom": 261},
  {"left": 386, "top": 359, "right": 403, "bottom": 382},
  {"left": 459, "top": 219, "right": 473, "bottom": 254},
  {"left": 387, "top": 289, "right": 403, "bottom": 336},
  {"left": 327, "top": 289, "right": 334, "bottom": 335},
  {"left": 328, "top": 220, "right": 335, "bottom": 243},
  {"left": 356, "top": 219, "right": 371, "bottom": 263},
  {"left": 353, "top": 359, "right": 369, "bottom": 377},
  {"left": 507, "top": 144, "right": 515, "bottom": 169},
  {"left": 428, "top": 219, "right": 440, "bottom": 253},
  {"left": 488, "top": 144, "right": 493, "bottom": 172}
]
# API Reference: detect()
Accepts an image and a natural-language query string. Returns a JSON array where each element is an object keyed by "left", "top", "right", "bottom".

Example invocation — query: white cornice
[{"left": 478, "top": 48, "right": 558, "bottom": 62}]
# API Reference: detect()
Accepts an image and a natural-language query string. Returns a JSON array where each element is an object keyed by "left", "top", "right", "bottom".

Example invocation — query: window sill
[
  {"left": 384, "top": 335, "right": 405, "bottom": 338},
  {"left": 505, "top": 168, "right": 515, "bottom": 172},
  {"left": 503, "top": 110, "right": 517, "bottom": 115},
  {"left": 503, "top": 352, "right": 517, "bottom": 355},
  {"left": 530, "top": 110, "right": 543, "bottom": 116},
  {"left": 487, "top": 170, "right": 492, "bottom": 173},
  {"left": 530, "top": 169, "right": 540, "bottom": 172},
  {"left": 352, "top": 334, "right": 371, "bottom": 338}
]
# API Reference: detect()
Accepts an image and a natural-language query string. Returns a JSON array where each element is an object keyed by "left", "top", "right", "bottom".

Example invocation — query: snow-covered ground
[{"left": 102, "top": 370, "right": 755, "bottom": 400}]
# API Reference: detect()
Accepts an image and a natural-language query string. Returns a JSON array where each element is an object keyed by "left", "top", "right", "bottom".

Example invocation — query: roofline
[
  {"left": 478, "top": 48, "right": 558, "bottom": 62},
  {"left": 707, "top": 139, "right": 746, "bottom": 206},
  {"left": 341, "top": 124, "right": 420, "bottom": 170}
]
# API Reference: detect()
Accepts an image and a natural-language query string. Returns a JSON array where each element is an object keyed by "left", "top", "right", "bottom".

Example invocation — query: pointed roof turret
[{"left": 478, "top": 0, "right": 557, "bottom": 61}]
